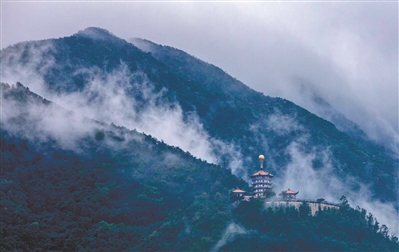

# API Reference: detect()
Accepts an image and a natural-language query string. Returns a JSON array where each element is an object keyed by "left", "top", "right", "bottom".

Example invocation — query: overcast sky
[{"left": 1, "top": 1, "right": 398, "bottom": 146}]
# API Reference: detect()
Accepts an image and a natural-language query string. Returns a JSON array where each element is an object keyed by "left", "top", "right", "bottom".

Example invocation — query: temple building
[
  {"left": 231, "top": 189, "right": 245, "bottom": 197},
  {"left": 251, "top": 155, "right": 274, "bottom": 197},
  {"left": 281, "top": 188, "right": 299, "bottom": 200},
  {"left": 230, "top": 188, "right": 246, "bottom": 201}
]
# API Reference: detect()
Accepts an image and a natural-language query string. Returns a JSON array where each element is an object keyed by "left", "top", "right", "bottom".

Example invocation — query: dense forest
[
  {"left": 1, "top": 82, "right": 398, "bottom": 251},
  {"left": 222, "top": 198, "right": 398, "bottom": 251},
  {"left": 1, "top": 27, "right": 399, "bottom": 251},
  {"left": 2, "top": 28, "right": 397, "bottom": 204},
  {"left": 1, "top": 82, "right": 245, "bottom": 251},
  {"left": 131, "top": 37, "right": 398, "bottom": 204}
]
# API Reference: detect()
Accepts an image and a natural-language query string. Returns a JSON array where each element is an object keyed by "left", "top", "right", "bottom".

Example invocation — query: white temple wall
[{"left": 264, "top": 200, "right": 339, "bottom": 216}]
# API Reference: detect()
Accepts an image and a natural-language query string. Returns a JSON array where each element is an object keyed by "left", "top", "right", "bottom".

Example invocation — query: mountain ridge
[
  {"left": 1, "top": 26, "right": 397, "bottom": 225},
  {"left": 1, "top": 81, "right": 398, "bottom": 251},
  {"left": 1, "top": 27, "right": 399, "bottom": 250}
]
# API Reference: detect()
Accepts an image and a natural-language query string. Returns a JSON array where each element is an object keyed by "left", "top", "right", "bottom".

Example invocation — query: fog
[
  {"left": 274, "top": 139, "right": 398, "bottom": 235},
  {"left": 1, "top": 40, "right": 246, "bottom": 176},
  {"left": 2, "top": 2, "right": 397, "bottom": 151},
  {"left": 259, "top": 112, "right": 399, "bottom": 236},
  {"left": 1, "top": 83, "right": 97, "bottom": 151},
  {"left": 210, "top": 222, "right": 247, "bottom": 252},
  {"left": 1, "top": 10, "right": 398, "bottom": 236}
]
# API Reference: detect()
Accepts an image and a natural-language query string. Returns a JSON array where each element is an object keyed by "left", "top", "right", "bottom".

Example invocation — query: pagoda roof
[
  {"left": 284, "top": 189, "right": 299, "bottom": 195},
  {"left": 232, "top": 189, "right": 245, "bottom": 193},
  {"left": 250, "top": 170, "right": 274, "bottom": 177}
]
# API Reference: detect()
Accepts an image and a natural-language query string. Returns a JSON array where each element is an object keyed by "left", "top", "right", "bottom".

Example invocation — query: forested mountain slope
[
  {"left": 1, "top": 82, "right": 398, "bottom": 251},
  {"left": 131, "top": 37, "right": 399, "bottom": 203},
  {"left": 1, "top": 82, "right": 247, "bottom": 251},
  {"left": 1, "top": 27, "right": 398, "bottom": 233}
]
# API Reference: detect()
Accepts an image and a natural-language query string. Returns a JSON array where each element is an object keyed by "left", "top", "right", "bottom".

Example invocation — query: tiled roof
[
  {"left": 253, "top": 170, "right": 268, "bottom": 176},
  {"left": 250, "top": 170, "right": 274, "bottom": 177},
  {"left": 232, "top": 189, "right": 245, "bottom": 193},
  {"left": 284, "top": 189, "right": 298, "bottom": 194}
]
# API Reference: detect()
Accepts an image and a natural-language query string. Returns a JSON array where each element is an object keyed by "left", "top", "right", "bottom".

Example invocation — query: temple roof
[
  {"left": 250, "top": 170, "right": 274, "bottom": 177},
  {"left": 284, "top": 188, "right": 299, "bottom": 195},
  {"left": 232, "top": 189, "right": 245, "bottom": 193}
]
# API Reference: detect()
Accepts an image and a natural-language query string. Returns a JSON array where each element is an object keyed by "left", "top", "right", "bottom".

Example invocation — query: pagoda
[{"left": 251, "top": 155, "right": 274, "bottom": 197}]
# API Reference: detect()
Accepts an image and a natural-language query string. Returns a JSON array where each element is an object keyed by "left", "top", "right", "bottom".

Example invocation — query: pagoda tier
[
  {"left": 251, "top": 170, "right": 274, "bottom": 197},
  {"left": 250, "top": 170, "right": 274, "bottom": 178}
]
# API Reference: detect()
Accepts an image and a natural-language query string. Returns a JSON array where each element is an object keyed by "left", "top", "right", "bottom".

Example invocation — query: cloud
[
  {"left": 1, "top": 43, "right": 246, "bottom": 174},
  {"left": 1, "top": 10, "right": 397, "bottom": 234},
  {"left": 212, "top": 139, "right": 247, "bottom": 179},
  {"left": 50, "top": 63, "right": 245, "bottom": 168},
  {"left": 262, "top": 110, "right": 305, "bottom": 137},
  {"left": 0, "top": 40, "right": 56, "bottom": 96},
  {"left": 2, "top": 2, "right": 397, "bottom": 149},
  {"left": 271, "top": 134, "right": 399, "bottom": 236},
  {"left": 1, "top": 84, "right": 99, "bottom": 151},
  {"left": 273, "top": 141, "right": 342, "bottom": 201},
  {"left": 249, "top": 109, "right": 308, "bottom": 172},
  {"left": 210, "top": 222, "right": 247, "bottom": 252},
  {"left": 247, "top": 110, "right": 398, "bottom": 236}
]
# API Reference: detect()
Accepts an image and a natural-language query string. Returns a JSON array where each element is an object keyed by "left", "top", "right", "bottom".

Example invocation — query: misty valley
[{"left": 1, "top": 27, "right": 398, "bottom": 251}]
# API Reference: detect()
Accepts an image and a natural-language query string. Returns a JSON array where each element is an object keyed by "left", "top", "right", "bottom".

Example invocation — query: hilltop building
[
  {"left": 281, "top": 188, "right": 299, "bottom": 200},
  {"left": 230, "top": 189, "right": 245, "bottom": 198},
  {"left": 265, "top": 199, "right": 340, "bottom": 215},
  {"left": 230, "top": 188, "right": 246, "bottom": 201},
  {"left": 251, "top": 155, "right": 274, "bottom": 197},
  {"left": 230, "top": 154, "right": 340, "bottom": 214}
]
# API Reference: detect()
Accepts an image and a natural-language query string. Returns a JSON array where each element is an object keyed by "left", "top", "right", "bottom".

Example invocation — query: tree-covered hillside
[
  {"left": 1, "top": 27, "right": 399, "bottom": 250},
  {"left": 1, "top": 82, "right": 248, "bottom": 251},
  {"left": 1, "top": 28, "right": 397, "bottom": 207},
  {"left": 1, "top": 83, "right": 398, "bottom": 251},
  {"left": 222, "top": 198, "right": 398, "bottom": 251}
]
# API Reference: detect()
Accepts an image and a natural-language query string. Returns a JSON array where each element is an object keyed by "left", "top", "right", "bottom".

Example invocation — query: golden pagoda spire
[{"left": 258, "top": 154, "right": 265, "bottom": 169}]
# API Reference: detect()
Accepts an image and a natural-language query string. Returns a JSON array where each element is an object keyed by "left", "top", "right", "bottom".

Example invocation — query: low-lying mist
[
  {"left": 210, "top": 222, "right": 247, "bottom": 252},
  {"left": 2, "top": 37, "right": 397, "bottom": 237},
  {"left": 1, "top": 83, "right": 98, "bottom": 151},
  {"left": 256, "top": 112, "right": 399, "bottom": 236},
  {"left": 1, "top": 42, "right": 245, "bottom": 175}
]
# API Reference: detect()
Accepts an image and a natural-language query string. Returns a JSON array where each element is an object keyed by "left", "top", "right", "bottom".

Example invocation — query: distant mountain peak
[{"left": 75, "top": 27, "right": 119, "bottom": 42}]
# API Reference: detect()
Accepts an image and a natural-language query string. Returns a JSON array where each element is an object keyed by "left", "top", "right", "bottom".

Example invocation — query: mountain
[
  {"left": 1, "top": 27, "right": 398, "bottom": 250},
  {"left": 2, "top": 26, "right": 397, "bottom": 209},
  {"left": 309, "top": 94, "right": 369, "bottom": 140},
  {"left": 1, "top": 82, "right": 398, "bottom": 251},
  {"left": 1, "top": 82, "right": 248, "bottom": 251},
  {"left": 130, "top": 37, "right": 398, "bottom": 204}
]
